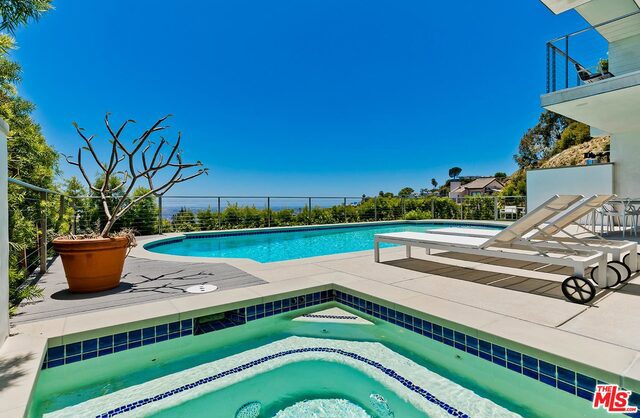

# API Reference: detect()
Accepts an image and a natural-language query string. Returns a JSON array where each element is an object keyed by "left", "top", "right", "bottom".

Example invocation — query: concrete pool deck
[{"left": 3, "top": 225, "right": 640, "bottom": 416}]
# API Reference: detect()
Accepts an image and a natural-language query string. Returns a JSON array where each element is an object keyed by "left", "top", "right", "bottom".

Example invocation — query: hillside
[
  {"left": 500, "top": 134, "right": 610, "bottom": 196},
  {"left": 540, "top": 135, "right": 610, "bottom": 168}
]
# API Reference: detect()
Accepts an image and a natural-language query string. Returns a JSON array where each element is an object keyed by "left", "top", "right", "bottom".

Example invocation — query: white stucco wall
[
  {"left": 610, "top": 32, "right": 640, "bottom": 76},
  {"left": 610, "top": 132, "right": 640, "bottom": 198},
  {"left": 0, "top": 118, "right": 8, "bottom": 346},
  {"left": 526, "top": 164, "right": 614, "bottom": 210}
]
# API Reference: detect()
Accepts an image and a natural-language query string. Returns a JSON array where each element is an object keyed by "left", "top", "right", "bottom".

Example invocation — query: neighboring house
[
  {"left": 448, "top": 177, "right": 505, "bottom": 201},
  {"left": 527, "top": 0, "right": 640, "bottom": 209}
]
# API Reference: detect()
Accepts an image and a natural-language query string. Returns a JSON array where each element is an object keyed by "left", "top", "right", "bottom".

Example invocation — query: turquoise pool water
[
  {"left": 145, "top": 222, "right": 502, "bottom": 262},
  {"left": 30, "top": 304, "right": 606, "bottom": 418}
]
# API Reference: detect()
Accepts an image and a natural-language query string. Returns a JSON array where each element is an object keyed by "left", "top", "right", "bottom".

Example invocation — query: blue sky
[{"left": 12, "top": 0, "right": 585, "bottom": 196}]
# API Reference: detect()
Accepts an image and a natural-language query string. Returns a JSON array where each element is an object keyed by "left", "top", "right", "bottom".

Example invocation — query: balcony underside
[
  {"left": 539, "top": 0, "right": 592, "bottom": 15},
  {"left": 541, "top": 70, "right": 640, "bottom": 134}
]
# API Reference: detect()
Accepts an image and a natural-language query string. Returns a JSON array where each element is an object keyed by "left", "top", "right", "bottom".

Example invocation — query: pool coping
[{"left": 5, "top": 269, "right": 640, "bottom": 417}]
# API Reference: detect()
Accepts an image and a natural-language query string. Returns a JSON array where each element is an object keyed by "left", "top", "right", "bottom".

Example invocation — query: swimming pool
[
  {"left": 144, "top": 222, "right": 503, "bottom": 262},
  {"left": 30, "top": 297, "right": 612, "bottom": 418}
]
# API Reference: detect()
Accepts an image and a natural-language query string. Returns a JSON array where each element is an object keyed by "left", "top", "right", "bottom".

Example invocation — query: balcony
[
  {"left": 545, "top": 9, "right": 640, "bottom": 93},
  {"left": 541, "top": 9, "right": 640, "bottom": 133}
]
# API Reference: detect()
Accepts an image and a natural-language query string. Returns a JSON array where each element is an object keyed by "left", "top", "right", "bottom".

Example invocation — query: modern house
[
  {"left": 527, "top": 0, "right": 640, "bottom": 209},
  {"left": 448, "top": 177, "right": 505, "bottom": 201}
]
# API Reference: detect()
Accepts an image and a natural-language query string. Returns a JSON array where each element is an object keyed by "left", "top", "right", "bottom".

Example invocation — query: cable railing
[
  {"left": 6, "top": 177, "right": 528, "bottom": 276},
  {"left": 545, "top": 9, "right": 640, "bottom": 93},
  {"left": 73, "top": 194, "right": 527, "bottom": 233},
  {"left": 7, "top": 178, "right": 59, "bottom": 276}
]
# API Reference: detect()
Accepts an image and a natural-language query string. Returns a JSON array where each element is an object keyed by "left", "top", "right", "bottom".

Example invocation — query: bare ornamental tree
[{"left": 63, "top": 114, "right": 208, "bottom": 237}]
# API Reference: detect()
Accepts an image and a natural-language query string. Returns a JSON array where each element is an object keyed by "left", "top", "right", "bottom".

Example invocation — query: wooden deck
[{"left": 11, "top": 256, "right": 267, "bottom": 324}]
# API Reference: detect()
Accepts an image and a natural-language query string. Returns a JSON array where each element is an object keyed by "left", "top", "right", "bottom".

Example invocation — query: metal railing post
[
  {"left": 546, "top": 43, "right": 550, "bottom": 94},
  {"left": 39, "top": 191, "right": 47, "bottom": 274},
  {"left": 565, "top": 36, "right": 569, "bottom": 89},
  {"left": 494, "top": 196, "right": 498, "bottom": 220},
  {"left": 401, "top": 197, "right": 405, "bottom": 218},
  {"left": 552, "top": 47, "right": 557, "bottom": 92},
  {"left": 374, "top": 197, "right": 378, "bottom": 221},
  {"left": 343, "top": 197, "right": 347, "bottom": 223},
  {"left": 72, "top": 200, "right": 77, "bottom": 235},
  {"left": 308, "top": 197, "right": 312, "bottom": 224},
  {"left": 157, "top": 195, "right": 163, "bottom": 234},
  {"left": 267, "top": 197, "right": 271, "bottom": 227},
  {"left": 217, "top": 197, "right": 221, "bottom": 229},
  {"left": 431, "top": 199, "right": 435, "bottom": 219}
]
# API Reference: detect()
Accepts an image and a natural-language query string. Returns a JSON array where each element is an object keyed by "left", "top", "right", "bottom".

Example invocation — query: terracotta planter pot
[{"left": 53, "top": 236, "right": 130, "bottom": 293}]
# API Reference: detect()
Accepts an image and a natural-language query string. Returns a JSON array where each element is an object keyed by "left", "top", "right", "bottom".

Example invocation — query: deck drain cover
[{"left": 186, "top": 284, "right": 218, "bottom": 294}]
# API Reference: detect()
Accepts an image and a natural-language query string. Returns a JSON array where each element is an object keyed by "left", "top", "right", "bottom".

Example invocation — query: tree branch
[{"left": 67, "top": 114, "right": 207, "bottom": 237}]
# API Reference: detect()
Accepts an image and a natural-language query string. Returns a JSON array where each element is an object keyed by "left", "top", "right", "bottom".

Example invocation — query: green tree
[
  {"left": 398, "top": 187, "right": 415, "bottom": 197},
  {"left": 499, "top": 170, "right": 527, "bottom": 197},
  {"left": 196, "top": 207, "right": 218, "bottom": 230},
  {"left": 120, "top": 188, "right": 158, "bottom": 235},
  {"left": 507, "top": 111, "right": 590, "bottom": 196},
  {"left": 448, "top": 167, "right": 462, "bottom": 179},
  {"left": 514, "top": 111, "right": 572, "bottom": 169},
  {"left": 88, "top": 175, "right": 125, "bottom": 233},
  {"left": 431, "top": 178, "right": 438, "bottom": 189},
  {"left": 61, "top": 176, "right": 90, "bottom": 234},
  {"left": 172, "top": 207, "right": 198, "bottom": 232},
  {"left": 1, "top": 0, "right": 54, "bottom": 314},
  {"left": 0, "top": 0, "right": 52, "bottom": 34},
  {"left": 494, "top": 172, "right": 507, "bottom": 179},
  {"left": 553, "top": 121, "right": 591, "bottom": 153}
]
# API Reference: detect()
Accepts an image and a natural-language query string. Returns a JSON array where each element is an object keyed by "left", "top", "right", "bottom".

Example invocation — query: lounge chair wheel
[
  {"left": 562, "top": 277, "right": 596, "bottom": 304},
  {"left": 623, "top": 253, "right": 640, "bottom": 272},
  {"left": 607, "top": 261, "right": 631, "bottom": 283},
  {"left": 589, "top": 265, "right": 621, "bottom": 288}
]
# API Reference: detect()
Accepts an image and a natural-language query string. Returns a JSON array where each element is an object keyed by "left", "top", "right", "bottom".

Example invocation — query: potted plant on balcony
[
  {"left": 53, "top": 114, "right": 207, "bottom": 292},
  {"left": 598, "top": 58, "right": 609, "bottom": 74}
]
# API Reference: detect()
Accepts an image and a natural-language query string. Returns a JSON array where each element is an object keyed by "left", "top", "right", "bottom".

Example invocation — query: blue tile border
[
  {"left": 331, "top": 290, "right": 640, "bottom": 413},
  {"left": 40, "top": 287, "right": 640, "bottom": 416},
  {"left": 95, "top": 346, "right": 471, "bottom": 418},
  {"left": 302, "top": 314, "right": 359, "bottom": 320},
  {"left": 43, "top": 319, "right": 194, "bottom": 370},
  {"left": 42, "top": 290, "right": 331, "bottom": 370},
  {"left": 194, "top": 308, "right": 246, "bottom": 335}
]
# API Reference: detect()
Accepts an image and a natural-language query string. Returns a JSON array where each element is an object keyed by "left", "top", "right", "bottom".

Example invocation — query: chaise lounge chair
[
  {"left": 575, "top": 63, "right": 614, "bottom": 84},
  {"left": 374, "top": 195, "right": 613, "bottom": 304},
  {"left": 428, "top": 195, "right": 638, "bottom": 284}
]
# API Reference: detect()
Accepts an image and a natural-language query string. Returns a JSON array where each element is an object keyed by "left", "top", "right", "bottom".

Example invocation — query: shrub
[
  {"left": 403, "top": 210, "right": 432, "bottom": 220},
  {"left": 554, "top": 122, "right": 591, "bottom": 153}
]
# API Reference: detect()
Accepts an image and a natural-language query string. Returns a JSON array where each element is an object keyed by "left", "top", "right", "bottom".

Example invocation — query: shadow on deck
[
  {"left": 11, "top": 256, "right": 267, "bottom": 324},
  {"left": 383, "top": 251, "right": 640, "bottom": 304}
]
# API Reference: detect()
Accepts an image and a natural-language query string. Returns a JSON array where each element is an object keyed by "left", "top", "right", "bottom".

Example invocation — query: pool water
[
  {"left": 30, "top": 304, "right": 607, "bottom": 418},
  {"left": 152, "top": 360, "right": 428, "bottom": 417},
  {"left": 145, "top": 222, "right": 501, "bottom": 262}
]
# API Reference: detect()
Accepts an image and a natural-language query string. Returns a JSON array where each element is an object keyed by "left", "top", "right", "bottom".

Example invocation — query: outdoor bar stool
[{"left": 626, "top": 204, "right": 640, "bottom": 237}]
